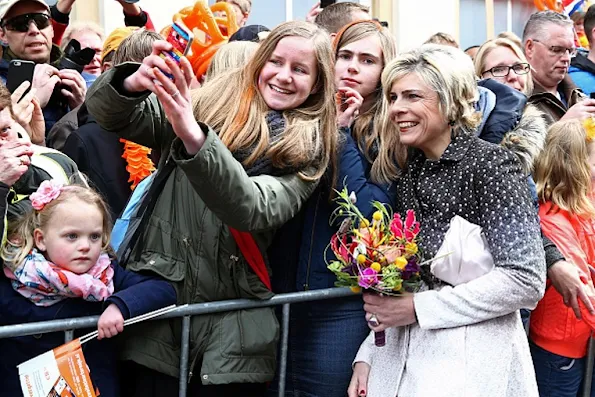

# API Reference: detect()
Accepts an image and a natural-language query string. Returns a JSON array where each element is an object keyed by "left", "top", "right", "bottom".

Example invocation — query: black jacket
[{"left": 62, "top": 104, "right": 132, "bottom": 220}]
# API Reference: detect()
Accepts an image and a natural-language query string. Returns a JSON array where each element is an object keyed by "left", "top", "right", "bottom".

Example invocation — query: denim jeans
[
  {"left": 267, "top": 295, "right": 369, "bottom": 397},
  {"left": 530, "top": 341, "right": 595, "bottom": 397}
]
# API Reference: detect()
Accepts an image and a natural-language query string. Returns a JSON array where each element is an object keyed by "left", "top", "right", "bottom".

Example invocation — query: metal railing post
[
  {"left": 179, "top": 316, "right": 191, "bottom": 397},
  {"left": 582, "top": 335, "right": 595, "bottom": 397},
  {"left": 278, "top": 304, "right": 291, "bottom": 397},
  {"left": 64, "top": 330, "right": 74, "bottom": 343}
]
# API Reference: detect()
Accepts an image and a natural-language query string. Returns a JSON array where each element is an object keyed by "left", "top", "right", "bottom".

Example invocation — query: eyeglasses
[
  {"left": 482, "top": 63, "right": 531, "bottom": 78},
  {"left": 1, "top": 13, "right": 50, "bottom": 32},
  {"left": 532, "top": 39, "right": 577, "bottom": 57}
]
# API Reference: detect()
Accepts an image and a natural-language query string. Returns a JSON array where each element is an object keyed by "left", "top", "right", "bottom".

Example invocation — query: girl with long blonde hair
[
  {"left": 85, "top": 20, "right": 338, "bottom": 395},
  {"left": 530, "top": 119, "right": 595, "bottom": 396},
  {"left": 267, "top": 20, "right": 397, "bottom": 397}
]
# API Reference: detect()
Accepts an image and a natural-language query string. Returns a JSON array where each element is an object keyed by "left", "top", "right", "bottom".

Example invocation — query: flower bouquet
[{"left": 326, "top": 187, "right": 424, "bottom": 347}]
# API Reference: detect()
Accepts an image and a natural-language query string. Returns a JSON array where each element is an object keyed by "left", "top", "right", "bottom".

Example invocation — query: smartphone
[
  {"left": 590, "top": 92, "right": 595, "bottom": 100},
  {"left": 161, "top": 20, "right": 194, "bottom": 78},
  {"left": 321, "top": 0, "right": 337, "bottom": 8},
  {"left": 7, "top": 60, "right": 35, "bottom": 100}
]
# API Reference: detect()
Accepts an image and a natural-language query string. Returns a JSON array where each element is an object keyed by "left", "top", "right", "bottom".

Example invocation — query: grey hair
[
  {"left": 61, "top": 21, "right": 105, "bottom": 51},
  {"left": 113, "top": 29, "right": 162, "bottom": 65},
  {"left": 381, "top": 44, "right": 480, "bottom": 134},
  {"left": 522, "top": 11, "right": 573, "bottom": 44}
]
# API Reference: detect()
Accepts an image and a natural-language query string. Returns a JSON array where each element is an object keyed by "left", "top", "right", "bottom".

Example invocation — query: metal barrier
[
  {"left": 1, "top": 288, "right": 593, "bottom": 397},
  {"left": 0, "top": 287, "right": 355, "bottom": 397}
]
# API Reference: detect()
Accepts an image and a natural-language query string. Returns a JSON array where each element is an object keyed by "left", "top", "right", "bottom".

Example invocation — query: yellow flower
[
  {"left": 405, "top": 242, "right": 418, "bottom": 255},
  {"left": 350, "top": 286, "right": 362, "bottom": 293},
  {"left": 373, "top": 211, "right": 382, "bottom": 221},
  {"left": 395, "top": 256, "right": 408, "bottom": 270},
  {"left": 393, "top": 280, "right": 403, "bottom": 292},
  {"left": 370, "top": 262, "right": 381, "bottom": 272},
  {"left": 584, "top": 118, "right": 595, "bottom": 142},
  {"left": 360, "top": 219, "right": 370, "bottom": 228},
  {"left": 357, "top": 254, "right": 367, "bottom": 264}
]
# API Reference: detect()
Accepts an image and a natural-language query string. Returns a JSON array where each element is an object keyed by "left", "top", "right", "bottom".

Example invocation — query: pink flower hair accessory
[{"left": 29, "top": 180, "right": 65, "bottom": 211}]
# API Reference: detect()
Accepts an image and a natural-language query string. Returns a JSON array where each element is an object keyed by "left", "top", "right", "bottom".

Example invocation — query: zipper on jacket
[{"left": 303, "top": 191, "right": 322, "bottom": 291}]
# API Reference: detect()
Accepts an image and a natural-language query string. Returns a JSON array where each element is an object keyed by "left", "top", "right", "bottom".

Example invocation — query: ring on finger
[
  {"left": 171, "top": 90, "right": 180, "bottom": 99},
  {"left": 368, "top": 314, "right": 380, "bottom": 327}
]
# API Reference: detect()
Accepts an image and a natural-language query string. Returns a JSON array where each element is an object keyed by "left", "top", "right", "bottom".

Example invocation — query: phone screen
[
  {"left": 590, "top": 92, "right": 595, "bottom": 100},
  {"left": 162, "top": 22, "right": 193, "bottom": 64},
  {"left": 321, "top": 0, "right": 337, "bottom": 8},
  {"left": 7, "top": 60, "right": 35, "bottom": 101}
]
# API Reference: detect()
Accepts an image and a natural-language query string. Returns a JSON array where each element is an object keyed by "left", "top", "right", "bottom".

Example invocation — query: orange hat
[{"left": 101, "top": 26, "right": 139, "bottom": 63}]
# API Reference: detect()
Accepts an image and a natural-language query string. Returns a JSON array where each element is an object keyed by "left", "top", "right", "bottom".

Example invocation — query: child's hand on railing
[{"left": 97, "top": 304, "right": 125, "bottom": 340}]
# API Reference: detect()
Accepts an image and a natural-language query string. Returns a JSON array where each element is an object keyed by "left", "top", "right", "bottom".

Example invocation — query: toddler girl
[{"left": 0, "top": 180, "right": 176, "bottom": 397}]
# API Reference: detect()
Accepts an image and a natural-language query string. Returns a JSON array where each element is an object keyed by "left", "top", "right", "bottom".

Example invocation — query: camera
[
  {"left": 47, "top": 38, "right": 95, "bottom": 108},
  {"left": 58, "top": 39, "right": 96, "bottom": 73}
]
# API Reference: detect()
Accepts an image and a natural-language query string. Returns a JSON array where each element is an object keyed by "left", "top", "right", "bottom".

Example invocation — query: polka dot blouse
[{"left": 395, "top": 132, "right": 546, "bottom": 296}]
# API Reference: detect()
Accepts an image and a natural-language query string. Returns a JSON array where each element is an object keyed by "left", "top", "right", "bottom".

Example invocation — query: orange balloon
[
  {"left": 533, "top": 0, "right": 547, "bottom": 10},
  {"left": 164, "top": 1, "right": 241, "bottom": 77}
]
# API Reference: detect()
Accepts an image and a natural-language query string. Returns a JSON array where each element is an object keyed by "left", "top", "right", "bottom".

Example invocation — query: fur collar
[{"left": 500, "top": 104, "right": 547, "bottom": 175}]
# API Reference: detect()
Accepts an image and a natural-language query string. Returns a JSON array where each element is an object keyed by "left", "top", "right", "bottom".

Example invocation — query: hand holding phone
[
  {"left": 160, "top": 21, "right": 194, "bottom": 79},
  {"left": 7, "top": 60, "right": 35, "bottom": 101}
]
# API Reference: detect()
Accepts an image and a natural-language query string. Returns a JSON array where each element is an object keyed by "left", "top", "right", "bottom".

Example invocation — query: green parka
[{"left": 85, "top": 64, "right": 318, "bottom": 384}]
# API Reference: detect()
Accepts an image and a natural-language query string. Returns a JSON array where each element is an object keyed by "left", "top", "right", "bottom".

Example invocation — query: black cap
[{"left": 229, "top": 25, "right": 270, "bottom": 42}]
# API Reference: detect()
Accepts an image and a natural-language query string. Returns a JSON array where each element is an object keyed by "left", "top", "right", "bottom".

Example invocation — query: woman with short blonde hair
[
  {"left": 349, "top": 44, "right": 544, "bottom": 397},
  {"left": 474, "top": 38, "right": 533, "bottom": 95},
  {"left": 473, "top": 38, "right": 547, "bottom": 175}
]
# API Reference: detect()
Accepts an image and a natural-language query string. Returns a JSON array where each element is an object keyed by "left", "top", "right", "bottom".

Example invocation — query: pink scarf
[{"left": 3, "top": 250, "right": 115, "bottom": 307}]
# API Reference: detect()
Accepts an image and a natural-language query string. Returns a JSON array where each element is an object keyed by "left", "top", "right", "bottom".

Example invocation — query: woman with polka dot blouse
[{"left": 347, "top": 45, "right": 546, "bottom": 397}]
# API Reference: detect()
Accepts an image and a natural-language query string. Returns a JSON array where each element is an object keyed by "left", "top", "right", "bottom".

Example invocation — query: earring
[{"left": 448, "top": 120, "right": 455, "bottom": 126}]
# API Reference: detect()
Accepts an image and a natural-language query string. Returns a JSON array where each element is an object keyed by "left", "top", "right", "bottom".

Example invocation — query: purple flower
[
  {"left": 342, "top": 262, "right": 358, "bottom": 276},
  {"left": 358, "top": 268, "right": 379, "bottom": 289},
  {"left": 402, "top": 259, "right": 420, "bottom": 280}
]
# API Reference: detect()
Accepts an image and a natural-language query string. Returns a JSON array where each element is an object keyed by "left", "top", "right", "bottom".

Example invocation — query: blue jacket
[
  {"left": 270, "top": 129, "right": 396, "bottom": 292},
  {"left": 0, "top": 260, "right": 177, "bottom": 397},
  {"left": 476, "top": 79, "right": 527, "bottom": 145},
  {"left": 569, "top": 52, "right": 595, "bottom": 97}
]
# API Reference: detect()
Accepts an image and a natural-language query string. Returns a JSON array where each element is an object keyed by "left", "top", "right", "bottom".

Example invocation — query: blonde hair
[
  {"left": 192, "top": 21, "right": 338, "bottom": 181},
  {"left": 373, "top": 44, "right": 481, "bottom": 184},
  {"left": 535, "top": 120, "right": 595, "bottom": 217},
  {"left": 334, "top": 20, "right": 396, "bottom": 163},
  {"left": 425, "top": 32, "right": 459, "bottom": 48},
  {"left": 497, "top": 31, "right": 523, "bottom": 48},
  {"left": 205, "top": 41, "right": 258, "bottom": 82},
  {"left": 474, "top": 38, "right": 534, "bottom": 95},
  {"left": 1, "top": 185, "right": 112, "bottom": 269},
  {"left": 61, "top": 21, "right": 105, "bottom": 51}
]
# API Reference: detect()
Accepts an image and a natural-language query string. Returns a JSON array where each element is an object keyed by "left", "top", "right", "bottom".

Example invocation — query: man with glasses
[
  {"left": 569, "top": 4, "right": 595, "bottom": 96},
  {"left": 0, "top": 0, "right": 86, "bottom": 136},
  {"left": 523, "top": 10, "right": 595, "bottom": 125}
]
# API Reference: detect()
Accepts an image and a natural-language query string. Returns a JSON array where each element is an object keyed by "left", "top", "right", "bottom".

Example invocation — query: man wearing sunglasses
[
  {"left": 523, "top": 10, "right": 595, "bottom": 126},
  {"left": 0, "top": 0, "right": 87, "bottom": 136}
]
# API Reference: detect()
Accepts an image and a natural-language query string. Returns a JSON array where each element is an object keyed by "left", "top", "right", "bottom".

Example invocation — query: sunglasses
[{"left": 2, "top": 13, "right": 50, "bottom": 32}]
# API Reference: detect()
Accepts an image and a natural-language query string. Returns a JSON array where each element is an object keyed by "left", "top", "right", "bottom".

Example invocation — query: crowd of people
[{"left": 0, "top": 0, "right": 595, "bottom": 396}]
